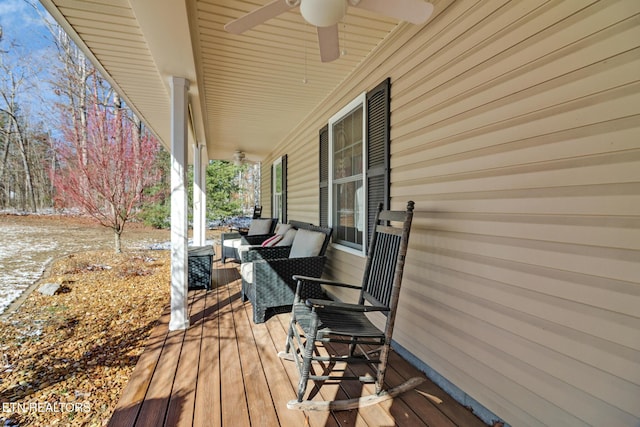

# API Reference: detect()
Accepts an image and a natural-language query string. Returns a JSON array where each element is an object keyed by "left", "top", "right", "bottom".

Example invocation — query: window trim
[
  {"left": 328, "top": 92, "right": 367, "bottom": 255},
  {"left": 271, "top": 155, "right": 287, "bottom": 223}
]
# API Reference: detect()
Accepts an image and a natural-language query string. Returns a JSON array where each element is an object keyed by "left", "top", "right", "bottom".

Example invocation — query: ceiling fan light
[
  {"left": 233, "top": 150, "right": 245, "bottom": 166},
  {"left": 300, "top": 0, "right": 346, "bottom": 27}
]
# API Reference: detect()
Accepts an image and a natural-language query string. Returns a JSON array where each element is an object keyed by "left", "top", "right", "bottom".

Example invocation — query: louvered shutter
[
  {"left": 366, "top": 78, "right": 390, "bottom": 244},
  {"left": 281, "top": 154, "right": 287, "bottom": 223},
  {"left": 319, "top": 125, "right": 329, "bottom": 227}
]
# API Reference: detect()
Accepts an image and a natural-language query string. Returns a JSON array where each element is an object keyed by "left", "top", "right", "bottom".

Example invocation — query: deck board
[
  {"left": 192, "top": 286, "right": 221, "bottom": 427},
  {"left": 231, "top": 280, "right": 281, "bottom": 427},
  {"left": 165, "top": 292, "right": 206, "bottom": 426},
  {"left": 247, "top": 307, "right": 311, "bottom": 427},
  {"left": 108, "top": 307, "right": 171, "bottom": 427},
  {"left": 110, "top": 254, "right": 488, "bottom": 427},
  {"left": 218, "top": 269, "right": 251, "bottom": 427}
]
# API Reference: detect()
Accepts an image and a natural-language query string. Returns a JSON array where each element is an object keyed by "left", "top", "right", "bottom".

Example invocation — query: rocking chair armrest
[
  {"left": 305, "top": 299, "right": 390, "bottom": 313},
  {"left": 292, "top": 275, "right": 363, "bottom": 291}
]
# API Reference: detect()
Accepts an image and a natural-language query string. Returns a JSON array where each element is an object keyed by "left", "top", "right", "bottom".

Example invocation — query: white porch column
[
  {"left": 192, "top": 143, "right": 207, "bottom": 247},
  {"left": 169, "top": 76, "right": 190, "bottom": 331},
  {"left": 199, "top": 144, "right": 208, "bottom": 244}
]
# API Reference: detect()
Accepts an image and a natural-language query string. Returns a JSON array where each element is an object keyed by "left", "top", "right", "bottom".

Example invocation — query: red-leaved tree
[{"left": 53, "top": 80, "right": 160, "bottom": 253}]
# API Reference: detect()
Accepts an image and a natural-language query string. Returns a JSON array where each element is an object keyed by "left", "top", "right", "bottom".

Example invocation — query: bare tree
[
  {"left": 53, "top": 77, "right": 161, "bottom": 253},
  {"left": 0, "top": 32, "right": 39, "bottom": 212},
  {"left": 51, "top": 28, "right": 90, "bottom": 168}
]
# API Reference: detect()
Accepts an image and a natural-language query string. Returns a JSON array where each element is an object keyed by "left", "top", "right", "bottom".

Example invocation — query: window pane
[
  {"left": 334, "top": 180, "right": 363, "bottom": 247},
  {"left": 353, "top": 141, "right": 362, "bottom": 175},
  {"left": 333, "top": 105, "right": 363, "bottom": 180},
  {"left": 274, "top": 163, "right": 282, "bottom": 193}
]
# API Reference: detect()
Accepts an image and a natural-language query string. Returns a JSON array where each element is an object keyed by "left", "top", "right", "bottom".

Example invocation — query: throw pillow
[
  {"left": 289, "top": 229, "right": 325, "bottom": 258},
  {"left": 261, "top": 234, "right": 283, "bottom": 247},
  {"left": 276, "top": 228, "right": 297, "bottom": 246},
  {"left": 274, "top": 223, "right": 292, "bottom": 236}
]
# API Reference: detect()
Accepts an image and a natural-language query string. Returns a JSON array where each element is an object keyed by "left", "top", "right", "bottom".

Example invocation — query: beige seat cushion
[
  {"left": 247, "top": 218, "right": 273, "bottom": 235},
  {"left": 237, "top": 244, "right": 252, "bottom": 260},
  {"left": 223, "top": 238, "right": 241, "bottom": 248},
  {"left": 240, "top": 261, "right": 253, "bottom": 283}
]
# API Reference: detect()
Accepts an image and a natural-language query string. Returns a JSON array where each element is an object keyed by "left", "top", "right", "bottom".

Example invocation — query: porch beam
[{"left": 169, "top": 76, "right": 190, "bottom": 331}]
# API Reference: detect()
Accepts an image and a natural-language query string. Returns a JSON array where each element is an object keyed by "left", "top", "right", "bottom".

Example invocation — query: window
[
  {"left": 272, "top": 155, "right": 287, "bottom": 222},
  {"left": 320, "top": 78, "right": 390, "bottom": 254},
  {"left": 330, "top": 95, "right": 365, "bottom": 249}
]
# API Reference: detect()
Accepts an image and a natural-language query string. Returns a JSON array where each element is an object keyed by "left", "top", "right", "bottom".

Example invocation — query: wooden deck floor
[{"left": 108, "top": 257, "right": 487, "bottom": 427}]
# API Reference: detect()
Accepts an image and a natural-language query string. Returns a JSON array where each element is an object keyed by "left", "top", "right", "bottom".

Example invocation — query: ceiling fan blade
[
  {"left": 353, "top": 0, "right": 434, "bottom": 25},
  {"left": 224, "top": 0, "right": 295, "bottom": 34},
  {"left": 317, "top": 25, "right": 340, "bottom": 63}
]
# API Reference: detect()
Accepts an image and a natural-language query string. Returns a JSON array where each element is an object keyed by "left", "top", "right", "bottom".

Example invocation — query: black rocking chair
[{"left": 279, "top": 201, "right": 422, "bottom": 411}]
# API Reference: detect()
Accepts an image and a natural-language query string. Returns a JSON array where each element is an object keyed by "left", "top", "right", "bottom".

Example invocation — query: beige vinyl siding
[{"left": 263, "top": 0, "right": 640, "bottom": 425}]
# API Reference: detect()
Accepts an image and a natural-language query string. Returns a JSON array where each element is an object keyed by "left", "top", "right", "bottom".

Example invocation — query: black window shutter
[
  {"left": 366, "top": 78, "right": 391, "bottom": 243},
  {"left": 282, "top": 154, "right": 288, "bottom": 223},
  {"left": 270, "top": 162, "right": 274, "bottom": 217},
  {"left": 319, "top": 125, "right": 329, "bottom": 228}
]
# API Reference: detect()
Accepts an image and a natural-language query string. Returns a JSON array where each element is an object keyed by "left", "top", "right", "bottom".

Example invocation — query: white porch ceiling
[{"left": 39, "top": 0, "right": 401, "bottom": 163}]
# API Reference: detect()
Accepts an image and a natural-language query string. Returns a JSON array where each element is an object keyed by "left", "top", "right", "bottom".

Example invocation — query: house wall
[{"left": 262, "top": 1, "right": 640, "bottom": 425}]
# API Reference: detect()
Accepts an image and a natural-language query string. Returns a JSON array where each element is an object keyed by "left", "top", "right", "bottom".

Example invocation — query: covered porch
[
  {"left": 38, "top": 0, "right": 640, "bottom": 425},
  {"left": 108, "top": 254, "right": 487, "bottom": 427}
]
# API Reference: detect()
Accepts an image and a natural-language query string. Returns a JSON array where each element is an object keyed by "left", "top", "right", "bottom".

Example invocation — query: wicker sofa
[{"left": 240, "top": 222, "right": 332, "bottom": 323}]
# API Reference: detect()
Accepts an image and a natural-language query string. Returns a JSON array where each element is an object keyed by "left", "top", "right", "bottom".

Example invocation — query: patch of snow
[{"left": 0, "top": 224, "right": 57, "bottom": 314}]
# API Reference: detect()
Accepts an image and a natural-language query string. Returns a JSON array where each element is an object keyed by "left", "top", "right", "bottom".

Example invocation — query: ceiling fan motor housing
[
  {"left": 300, "top": 0, "right": 347, "bottom": 27},
  {"left": 233, "top": 151, "right": 246, "bottom": 166}
]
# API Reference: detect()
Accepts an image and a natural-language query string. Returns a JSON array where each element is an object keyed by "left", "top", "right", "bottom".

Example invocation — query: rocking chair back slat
[{"left": 362, "top": 231, "right": 401, "bottom": 309}]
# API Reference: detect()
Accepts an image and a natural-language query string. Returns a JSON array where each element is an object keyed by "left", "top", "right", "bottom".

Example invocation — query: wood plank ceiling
[{"left": 40, "top": 0, "right": 401, "bottom": 163}]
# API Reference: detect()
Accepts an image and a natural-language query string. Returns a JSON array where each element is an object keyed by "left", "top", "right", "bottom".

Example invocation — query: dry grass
[{"left": 0, "top": 249, "right": 171, "bottom": 426}]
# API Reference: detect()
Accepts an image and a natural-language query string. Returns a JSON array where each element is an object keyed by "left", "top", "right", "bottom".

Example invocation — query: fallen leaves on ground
[{"left": 0, "top": 250, "right": 171, "bottom": 426}]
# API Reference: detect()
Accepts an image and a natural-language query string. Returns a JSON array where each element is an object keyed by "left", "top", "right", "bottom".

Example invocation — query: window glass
[
  {"left": 272, "top": 157, "right": 284, "bottom": 221},
  {"left": 330, "top": 99, "right": 365, "bottom": 250}
]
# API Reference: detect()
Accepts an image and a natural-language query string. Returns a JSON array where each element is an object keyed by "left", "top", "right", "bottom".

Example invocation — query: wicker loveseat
[{"left": 240, "top": 223, "right": 332, "bottom": 323}]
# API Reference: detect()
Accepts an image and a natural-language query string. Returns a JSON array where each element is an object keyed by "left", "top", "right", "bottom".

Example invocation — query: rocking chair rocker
[{"left": 279, "top": 201, "right": 423, "bottom": 410}]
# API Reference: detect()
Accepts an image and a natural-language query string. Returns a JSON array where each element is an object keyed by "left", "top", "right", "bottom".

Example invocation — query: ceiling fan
[
  {"left": 224, "top": 0, "right": 434, "bottom": 63},
  {"left": 232, "top": 150, "right": 246, "bottom": 166}
]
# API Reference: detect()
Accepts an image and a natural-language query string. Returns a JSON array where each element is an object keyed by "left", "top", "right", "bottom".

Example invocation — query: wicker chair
[
  {"left": 240, "top": 223, "right": 332, "bottom": 324},
  {"left": 221, "top": 217, "right": 277, "bottom": 263},
  {"left": 230, "top": 205, "right": 263, "bottom": 234},
  {"left": 279, "top": 201, "right": 416, "bottom": 410}
]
